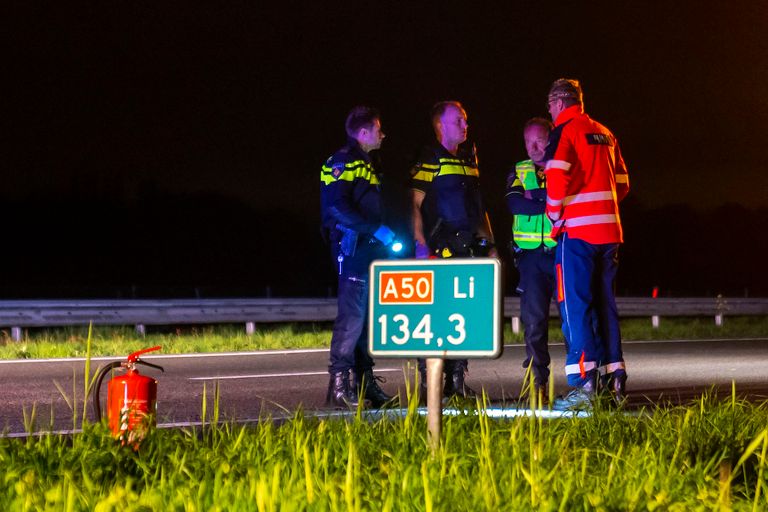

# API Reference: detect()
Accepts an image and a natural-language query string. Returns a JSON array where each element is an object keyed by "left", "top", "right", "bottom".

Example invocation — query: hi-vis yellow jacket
[{"left": 506, "top": 159, "right": 556, "bottom": 250}]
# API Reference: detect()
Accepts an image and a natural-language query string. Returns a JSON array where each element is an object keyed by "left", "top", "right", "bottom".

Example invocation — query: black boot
[
  {"left": 599, "top": 373, "right": 612, "bottom": 392},
  {"left": 444, "top": 368, "right": 477, "bottom": 399},
  {"left": 326, "top": 371, "right": 367, "bottom": 409},
  {"left": 521, "top": 383, "right": 549, "bottom": 408},
  {"left": 356, "top": 368, "right": 395, "bottom": 408},
  {"left": 610, "top": 371, "right": 627, "bottom": 404}
]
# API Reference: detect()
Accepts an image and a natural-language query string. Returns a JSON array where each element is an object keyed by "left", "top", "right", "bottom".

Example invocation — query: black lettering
[{"left": 585, "top": 133, "right": 613, "bottom": 146}]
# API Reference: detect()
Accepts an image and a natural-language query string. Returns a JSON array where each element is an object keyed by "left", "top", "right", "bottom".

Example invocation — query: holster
[
  {"left": 509, "top": 240, "right": 523, "bottom": 268},
  {"left": 336, "top": 225, "right": 359, "bottom": 257},
  {"left": 429, "top": 219, "right": 484, "bottom": 257},
  {"left": 336, "top": 224, "right": 360, "bottom": 258}
]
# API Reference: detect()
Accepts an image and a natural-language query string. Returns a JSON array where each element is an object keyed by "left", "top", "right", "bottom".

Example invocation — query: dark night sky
[{"left": 5, "top": 2, "right": 768, "bottom": 297}]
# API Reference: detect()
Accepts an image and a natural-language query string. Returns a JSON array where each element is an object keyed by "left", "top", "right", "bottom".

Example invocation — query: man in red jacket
[{"left": 543, "top": 78, "right": 630, "bottom": 408}]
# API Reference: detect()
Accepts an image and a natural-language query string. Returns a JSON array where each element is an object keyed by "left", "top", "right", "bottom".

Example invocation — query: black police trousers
[{"left": 517, "top": 246, "right": 556, "bottom": 386}]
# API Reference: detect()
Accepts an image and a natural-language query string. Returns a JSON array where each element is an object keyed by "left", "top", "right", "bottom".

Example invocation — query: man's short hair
[
  {"left": 524, "top": 117, "right": 553, "bottom": 133},
  {"left": 430, "top": 100, "right": 464, "bottom": 132},
  {"left": 345, "top": 106, "right": 380, "bottom": 139},
  {"left": 548, "top": 78, "right": 583, "bottom": 107}
]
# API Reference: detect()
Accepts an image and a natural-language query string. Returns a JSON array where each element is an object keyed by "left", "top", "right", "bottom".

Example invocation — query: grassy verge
[
  {"left": 0, "top": 316, "right": 766, "bottom": 360},
  {"left": 0, "top": 324, "right": 332, "bottom": 360},
  {"left": 1, "top": 393, "right": 766, "bottom": 510}
]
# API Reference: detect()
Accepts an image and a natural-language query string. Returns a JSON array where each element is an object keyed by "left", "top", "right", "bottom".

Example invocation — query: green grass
[
  {"left": 0, "top": 324, "right": 332, "bottom": 360},
  {"left": 0, "top": 316, "right": 766, "bottom": 360},
  {"left": 1, "top": 393, "right": 766, "bottom": 510}
]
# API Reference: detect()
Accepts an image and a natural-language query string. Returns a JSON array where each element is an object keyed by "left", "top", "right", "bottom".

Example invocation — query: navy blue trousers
[
  {"left": 328, "top": 272, "right": 374, "bottom": 374},
  {"left": 555, "top": 233, "right": 625, "bottom": 386},
  {"left": 516, "top": 247, "right": 556, "bottom": 386},
  {"left": 416, "top": 245, "right": 472, "bottom": 377}
]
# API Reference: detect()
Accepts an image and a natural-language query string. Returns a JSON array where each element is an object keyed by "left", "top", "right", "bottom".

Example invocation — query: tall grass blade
[
  {"left": 201, "top": 381, "right": 207, "bottom": 429},
  {"left": 753, "top": 432, "right": 768, "bottom": 512},
  {"left": 212, "top": 380, "right": 220, "bottom": 427},
  {"left": 81, "top": 321, "right": 93, "bottom": 430},
  {"left": 719, "top": 459, "right": 732, "bottom": 509}
]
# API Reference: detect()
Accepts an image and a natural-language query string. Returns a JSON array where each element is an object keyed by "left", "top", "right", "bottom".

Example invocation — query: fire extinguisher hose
[{"left": 91, "top": 361, "right": 124, "bottom": 422}]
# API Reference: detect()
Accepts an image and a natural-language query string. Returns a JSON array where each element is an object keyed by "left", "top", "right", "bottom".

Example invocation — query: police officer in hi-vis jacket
[
  {"left": 506, "top": 117, "right": 557, "bottom": 396},
  {"left": 320, "top": 106, "right": 396, "bottom": 409},
  {"left": 410, "top": 101, "right": 497, "bottom": 399}
]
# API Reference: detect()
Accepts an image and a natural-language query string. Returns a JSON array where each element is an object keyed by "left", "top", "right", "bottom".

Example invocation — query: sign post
[
  {"left": 369, "top": 258, "right": 502, "bottom": 451},
  {"left": 425, "top": 357, "right": 444, "bottom": 451}
]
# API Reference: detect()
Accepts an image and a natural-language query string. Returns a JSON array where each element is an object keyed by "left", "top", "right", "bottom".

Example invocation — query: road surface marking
[{"left": 1, "top": 338, "right": 765, "bottom": 365}]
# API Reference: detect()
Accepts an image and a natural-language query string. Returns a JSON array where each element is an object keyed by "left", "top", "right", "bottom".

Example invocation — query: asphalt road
[{"left": 1, "top": 338, "right": 767, "bottom": 435}]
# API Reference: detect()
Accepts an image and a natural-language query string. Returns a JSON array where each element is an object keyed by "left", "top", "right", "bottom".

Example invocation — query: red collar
[{"left": 554, "top": 105, "right": 584, "bottom": 126}]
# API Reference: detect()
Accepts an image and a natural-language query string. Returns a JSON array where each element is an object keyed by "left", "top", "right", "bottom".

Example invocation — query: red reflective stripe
[
  {"left": 556, "top": 264, "right": 564, "bottom": 303},
  {"left": 579, "top": 351, "right": 586, "bottom": 379}
]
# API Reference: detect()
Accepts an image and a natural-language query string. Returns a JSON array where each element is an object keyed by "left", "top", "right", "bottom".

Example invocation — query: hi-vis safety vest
[{"left": 512, "top": 160, "right": 556, "bottom": 249}]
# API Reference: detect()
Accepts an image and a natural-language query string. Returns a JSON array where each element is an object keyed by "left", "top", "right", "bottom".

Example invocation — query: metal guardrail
[
  {"left": 0, "top": 297, "right": 766, "bottom": 341},
  {"left": 504, "top": 296, "right": 768, "bottom": 317}
]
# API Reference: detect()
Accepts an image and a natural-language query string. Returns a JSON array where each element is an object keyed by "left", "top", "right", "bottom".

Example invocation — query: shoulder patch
[
  {"left": 585, "top": 133, "right": 613, "bottom": 146},
  {"left": 331, "top": 162, "right": 345, "bottom": 179}
]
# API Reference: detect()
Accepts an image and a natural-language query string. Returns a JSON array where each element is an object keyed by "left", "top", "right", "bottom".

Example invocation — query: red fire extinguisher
[{"left": 92, "top": 346, "right": 164, "bottom": 445}]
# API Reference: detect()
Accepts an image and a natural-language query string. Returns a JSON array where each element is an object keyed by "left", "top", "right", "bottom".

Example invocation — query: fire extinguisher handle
[
  {"left": 126, "top": 345, "right": 162, "bottom": 363},
  {"left": 136, "top": 359, "right": 165, "bottom": 373}
]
